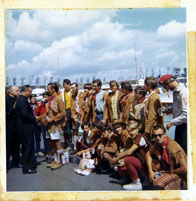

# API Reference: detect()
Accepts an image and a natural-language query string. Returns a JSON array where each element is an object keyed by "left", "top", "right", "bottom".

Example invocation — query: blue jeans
[{"left": 96, "top": 113, "right": 103, "bottom": 121}]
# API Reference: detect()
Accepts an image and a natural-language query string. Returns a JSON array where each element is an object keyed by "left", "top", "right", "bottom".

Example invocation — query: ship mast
[{"left": 134, "top": 42, "right": 138, "bottom": 81}]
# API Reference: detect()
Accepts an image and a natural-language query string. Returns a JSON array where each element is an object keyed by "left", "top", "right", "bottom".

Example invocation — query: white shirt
[{"left": 171, "top": 83, "right": 187, "bottom": 126}]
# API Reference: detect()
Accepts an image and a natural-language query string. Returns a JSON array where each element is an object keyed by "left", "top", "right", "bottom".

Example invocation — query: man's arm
[
  {"left": 110, "top": 144, "right": 139, "bottom": 167},
  {"left": 146, "top": 149, "right": 157, "bottom": 182}
]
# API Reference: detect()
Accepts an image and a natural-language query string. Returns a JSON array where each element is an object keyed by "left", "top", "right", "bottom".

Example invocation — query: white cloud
[
  {"left": 6, "top": 10, "right": 186, "bottom": 82},
  {"left": 157, "top": 20, "right": 186, "bottom": 39},
  {"left": 8, "top": 12, "right": 51, "bottom": 42},
  {"left": 12, "top": 40, "right": 42, "bottom": 53}
]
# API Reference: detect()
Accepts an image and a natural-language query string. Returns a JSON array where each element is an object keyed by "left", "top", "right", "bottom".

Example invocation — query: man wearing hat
[{"left": 159, "top": 74, "right": 187, "bottom": 154}]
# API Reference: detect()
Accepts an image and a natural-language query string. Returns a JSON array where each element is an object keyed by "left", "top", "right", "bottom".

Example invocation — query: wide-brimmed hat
[{"left": 112, "top": 120, "right": 126, "bottom": 127}]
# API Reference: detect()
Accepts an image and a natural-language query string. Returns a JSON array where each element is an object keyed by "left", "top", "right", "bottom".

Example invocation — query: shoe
[
  {"left": 64, "top": 146, "right": 72, "bottom": 152},
  {"left": 46, "top": 162, "right": 56, "bottom": 168},
  {"left": 51, "top": 163, "right": 62, "bottom": 170},
  {"left": 116, "top": 176, "right": 130, "bottom": 185},
  {"left": 123, "top": 179, "right": 143, "bottom": 190},
  {"left": 37, "top": 152, "right": 45, "bottom": 157},
  {"left": 23, "top": 169, "right": 37, "bottom": 174},
  {"left": 70, "top": 150, "right": 77, "bottom": 155}
]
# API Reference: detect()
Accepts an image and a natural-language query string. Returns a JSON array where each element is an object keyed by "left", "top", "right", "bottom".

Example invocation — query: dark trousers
[
  {"left": 40, "top": 123, "right": 50, "bottom": 154},
  {"left": 35, "top": 125, "right": 41, "bottom": 153},
  {"left": 6, "top": 128, "right": 20, "bottom": 170},
  {"left": 175, "top": 123, "right": 187, "bottom": 154},
  {"left": 20, "top": 132, "right": 36, "bottom": 171},
  {"left": 64, "top": 109, "right": 72, "bottom": 147}
]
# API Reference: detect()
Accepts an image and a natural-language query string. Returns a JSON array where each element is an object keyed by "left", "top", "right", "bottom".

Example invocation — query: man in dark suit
[
  {"left": 6, "top": 86, "right": 20, "bottom": 172},
  {"left": 15, "top": 85, "right": 37, "bottom": 174}
]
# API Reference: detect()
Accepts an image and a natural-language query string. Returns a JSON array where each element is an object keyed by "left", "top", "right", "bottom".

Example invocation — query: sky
[{"left": 5, "top": 8, "right": 186, "bottom": 86}]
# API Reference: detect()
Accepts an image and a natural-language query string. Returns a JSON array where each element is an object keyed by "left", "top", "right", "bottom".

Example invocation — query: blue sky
[{"left": 6, "top": 8, "right": 186, "bottom": 85}]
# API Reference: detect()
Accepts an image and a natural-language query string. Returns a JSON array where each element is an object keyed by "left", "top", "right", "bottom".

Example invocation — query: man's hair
[
  {"left": 123, "top": 81, "right": 133, "bottom": 92},
  {"left": 20, "top": 85, "right": 31, "bottom": 93},
  {"left": 71, "top": 82, "right": 79, "bottom": 88},
  {"left": 144, "top": 77, "right": 158, "bottom": 90},
  {"left": 7, "top": 86, "right": 16, "bottom": 94},
  {"left": 63, "top": 79, "right": 71, "bottom": 85},
  {"left": 92, "top": 120, "right": 104, "bottom": 130},
  {"left": 134, "top": 86, "right": 147, "bottom": 97},
  {"left": 109, "top": 80, "right": 119, "bottom": 88},
  {"left": 152, "top": 124, "right": 166, "bottom": 134},
  {"left": 81, "top": 122, "right": 91, "bottom": 129},
  {"left": 84, "top": 83, "right": 93, "bottom": 90},
  {"left": 48, "top": 82, "right": 59, "bottom": 92},
  {"left": 92, "top": 79, "right": 102, "bottom": 87},
  {"left": 102, "top": 123, "right": 112, "bottom": 131}
]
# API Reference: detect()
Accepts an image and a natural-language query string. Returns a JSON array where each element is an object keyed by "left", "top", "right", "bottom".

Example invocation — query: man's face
[
  {"left": 128, "top": 128, "right": 138, "bottom": 140},
  {"left": 113, "top": 124, "right": 123, "bottom": 135},
  {"left": 152, "top": 128, "right": 166, "bottom": 144},
  {"left": 163, "top": 81, "right": 175, "bottom": 91},
  {"left": 92, "top": 126, "right": 100, "bottom": 134},
  {"left": 43, "top": 94, "right": 49, "bottom": 101},
  {"left": 30, "top": 97, "right": 37, "bottom": 104},
  {"left": 110, "top": 83, "right": 117, "bottom": 93},
  {"left": 135, "top": 90, "right": 142, "bottom": 101},
  {"left": 10, "top": 87, "right": 19, "bottom": 98},
  {"left": 92, "top": 82, "right": 100, "bottom": 93},
  {"left": 26, "top": 87, "right": 32, "bottom": 98},
  {"left": 83, "top": 125, "right": 90, "bottom": 134},
  {"left": 63, "top": 83, "right": 71, "bottom": 92},
  {"left": 71, "top": 84, "right": 78, "bottom": 96},
  {"left": 47, "top": 85, "right": 53, "bottom": 96}
]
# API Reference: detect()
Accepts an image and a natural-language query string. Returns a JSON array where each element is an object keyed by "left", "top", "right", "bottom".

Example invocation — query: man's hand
[
  {"left": 166, "top": 122, "right": 173, "bottom": 130},
  {"left": 149, "top": 171, "right": 157, "bottom": 183},
  {"left": 110, "top": 157, "right": 118, "bottom": 167},
  {"left": 47, "top": 118, "right": 53, "bottom": 123}
]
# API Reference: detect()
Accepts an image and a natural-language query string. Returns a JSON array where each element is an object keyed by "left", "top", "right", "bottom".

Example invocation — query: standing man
[
  {"left": 159, "top": 74, "right": 187, "bottom": 154},
  {"left": 6, "top": 86, "right": 20, "bottom": 171},
  {"left": 70, "top": 82, "right": 83, "bottom": 154},
  {"left": 92, "top": 79, "right": 107, "bottom": 121},
  {"left": 104, "top": 80, "right": 123, "bottom": 124},
  {"left": 15, "top": 85, "right": 37, "bottom": 174},
  {"left": 60, "top": 79, "right": 72, "bottom": 150},
  {"left": 144, "top": 77, "right": 164, "bottom": 141}
]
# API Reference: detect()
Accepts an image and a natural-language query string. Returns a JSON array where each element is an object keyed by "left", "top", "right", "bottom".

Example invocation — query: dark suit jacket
[{"left": 15, "top": 95, "right": 36, "bottom": 136}]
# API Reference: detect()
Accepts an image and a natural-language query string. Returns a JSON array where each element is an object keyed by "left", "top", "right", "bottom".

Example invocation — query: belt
[{"left": 95, "top": 110, "right": 103, "bottom": 114}]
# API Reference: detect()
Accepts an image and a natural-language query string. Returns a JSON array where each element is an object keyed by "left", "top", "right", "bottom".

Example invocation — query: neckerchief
[
  {"left": 161, "top": 136, "right": 170, "bottom": 164},
  {"left": 94, "top": 89, "right": 101, "bottom": 102},
  {"left": 124, "top": 92, "right": 132, "bottom": 105},
  {"left": 48, "top": 94, "right": 58, "bottom": 108}
]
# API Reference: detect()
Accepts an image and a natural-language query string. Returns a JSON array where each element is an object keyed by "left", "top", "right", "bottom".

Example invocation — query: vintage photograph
[{"left": 5, "top": 8, "right": 187, "bottom": 191}]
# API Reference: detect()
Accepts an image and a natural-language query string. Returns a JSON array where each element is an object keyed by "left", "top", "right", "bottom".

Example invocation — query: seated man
[
  {"left": 146, "top": 124, "right": 187, "bottom": 190},
  {"left": 110, "top": 123, "right": 151, "bottom": 190},
  {"left": 76, "top": 122, "right": 92, "bottom": 152}
]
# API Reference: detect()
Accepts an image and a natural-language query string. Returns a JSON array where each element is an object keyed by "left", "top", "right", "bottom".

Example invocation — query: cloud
[
  {"left": 6, "top": 10, "right": 186, "bottom": 83},
  {"left": 157, "top": 20, "right": 186, "bottom": 39},
  {"left": 7, "top": 10, "right": 117, "bottom": 43}
]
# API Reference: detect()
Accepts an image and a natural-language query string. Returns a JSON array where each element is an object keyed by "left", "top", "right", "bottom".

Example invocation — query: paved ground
[
  {"left": 7, "top": 116, "right": 174, "bottom": 191},
  {"left": 7, "top": 156, "right": 125, "bottom": 191}
]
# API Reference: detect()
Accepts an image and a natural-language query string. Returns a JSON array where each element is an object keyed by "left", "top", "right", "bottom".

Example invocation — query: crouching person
[
  {"left": 110, "top": 123, "right": 151, "bottom": 190},
  {"left": 45, "top": 83, "right": 66, "bottom": 170},
  {"left": 146, "top": 125, "right": 187, "bottom": 190}
]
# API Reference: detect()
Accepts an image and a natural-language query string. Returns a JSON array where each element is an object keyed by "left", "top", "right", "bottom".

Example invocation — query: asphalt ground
[{"left": 7, "top": 116, "right": 174, "bottom": 191}]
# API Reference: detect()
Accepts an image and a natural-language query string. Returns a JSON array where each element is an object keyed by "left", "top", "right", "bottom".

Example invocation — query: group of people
[{"left": 6, "top": 74, "right": 187, "bottom": 190}]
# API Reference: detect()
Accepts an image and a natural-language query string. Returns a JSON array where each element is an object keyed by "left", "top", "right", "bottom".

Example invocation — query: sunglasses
[{"left": 152, "top": 133, "right": 164, "bottom": 138}]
